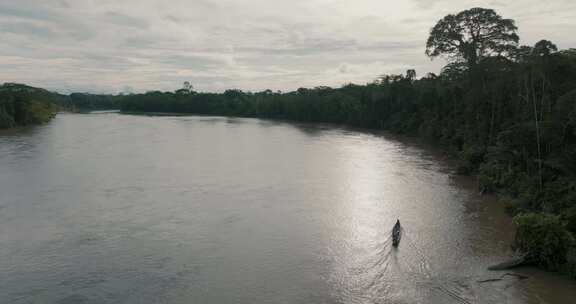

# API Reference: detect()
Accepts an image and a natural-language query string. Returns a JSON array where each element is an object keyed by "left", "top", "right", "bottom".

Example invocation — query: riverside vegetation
[
  {"left": 2, "top": 7, "right": 575, "bottom": 277},
  {"left": 0, "top": 83, "right": 121, "bottom": 128},
  {"left": 0, "top": 83, "right": 60, "bottom": 129}
]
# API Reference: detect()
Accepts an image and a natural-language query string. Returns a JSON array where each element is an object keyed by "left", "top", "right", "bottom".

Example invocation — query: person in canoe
[{"left": 392, "top": 219, "right": 401, "bottom": 247}]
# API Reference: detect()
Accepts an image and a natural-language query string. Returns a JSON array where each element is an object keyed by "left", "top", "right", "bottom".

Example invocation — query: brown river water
[{"left": 1, "top": 112, "right": 575, "bottom": 303}]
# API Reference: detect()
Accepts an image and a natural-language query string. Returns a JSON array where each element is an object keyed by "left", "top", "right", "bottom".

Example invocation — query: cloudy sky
[{"left": 0, "top": 0, "right": 574, "bottom": 93}]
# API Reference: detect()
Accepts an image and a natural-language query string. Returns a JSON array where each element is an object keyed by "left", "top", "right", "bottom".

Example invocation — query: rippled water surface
[{"left": 1, "top": 113, "right": 576, "bottom": 303}]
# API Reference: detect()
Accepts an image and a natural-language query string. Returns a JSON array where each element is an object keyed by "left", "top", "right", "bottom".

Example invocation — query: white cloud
[{"left": 0, "top": 0, "right": 574, "bottom": 93}]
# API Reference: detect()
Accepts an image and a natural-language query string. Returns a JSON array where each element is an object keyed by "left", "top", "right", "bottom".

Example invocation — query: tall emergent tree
[
  {"left": 176, "top": 81, "right": 194, "bottom": 95},
  {"left": 425, "top": 7, "right": 519, "bottom": 67}
]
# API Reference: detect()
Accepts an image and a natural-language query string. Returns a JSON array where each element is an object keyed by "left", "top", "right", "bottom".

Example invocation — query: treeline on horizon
[
  {"left": 0, "top": 83, "right": 122, "bottom": 128},
  {"left": 1, "top": 7, "right": 575, "bottom": 277}
]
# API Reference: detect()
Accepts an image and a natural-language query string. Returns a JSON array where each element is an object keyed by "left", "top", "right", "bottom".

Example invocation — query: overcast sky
[{"left": 0, "top": 0, "right": 574, "bottom": 93}]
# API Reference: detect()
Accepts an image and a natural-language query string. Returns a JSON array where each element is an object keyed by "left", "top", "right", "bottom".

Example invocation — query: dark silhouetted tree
[
  {"left": 533, "top": 40, "right": 558, "bottom": 57},
  {"left": 426, "top": 7, "right": 519, "bottom": 67},
  {"left": 176, "top": 81, "right": 194, "bottom": 95},
  {"left": 406, "top": 69, "right": 417, "bottom": 81}
]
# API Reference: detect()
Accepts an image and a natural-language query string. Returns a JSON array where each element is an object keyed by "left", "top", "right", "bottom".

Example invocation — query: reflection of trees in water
[
  {"left": 0, "top": 123, "right": 50, "bottom": 160},
  {"left": 292, "top": 124, "right": 329, "bottom": 137}
]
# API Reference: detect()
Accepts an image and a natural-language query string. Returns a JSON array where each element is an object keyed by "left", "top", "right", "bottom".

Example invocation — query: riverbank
[
  {"left": 0, "top": 101, "right": 57, "bottom": 129},
  {"left": 0, "top": 83, "right": 59, "bottom": 129}
]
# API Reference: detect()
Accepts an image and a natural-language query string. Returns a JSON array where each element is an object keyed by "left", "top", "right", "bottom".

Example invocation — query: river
[{"left": 1, "top": 113, "right": 575, "bottom": 303}]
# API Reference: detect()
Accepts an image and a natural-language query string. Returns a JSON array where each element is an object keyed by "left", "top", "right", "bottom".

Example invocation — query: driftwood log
[
  {"left": 477, "top": 273, "right": 529, "bottom": 283},
  {"left": 488, "top": 254, "right": 529, "bottom": 271}
]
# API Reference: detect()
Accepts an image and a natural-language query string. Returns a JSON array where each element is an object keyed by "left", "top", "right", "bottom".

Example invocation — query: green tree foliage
[
  {"left": 513, "top": 214, "right": 574, "bottom": 274},
  {"left": 426, "top": 7, "right": 519, "bottom": 67},
  {"left": 0, "top": 83, "right": 122, "bottom": 128},
  {"left": 0, "top": 83, "right": 59, "bottom": 128}
]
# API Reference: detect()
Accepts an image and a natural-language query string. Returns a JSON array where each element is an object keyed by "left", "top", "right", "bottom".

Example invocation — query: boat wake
[{"left": 330, "top": 226, "right": 484, "bottom": 304}]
